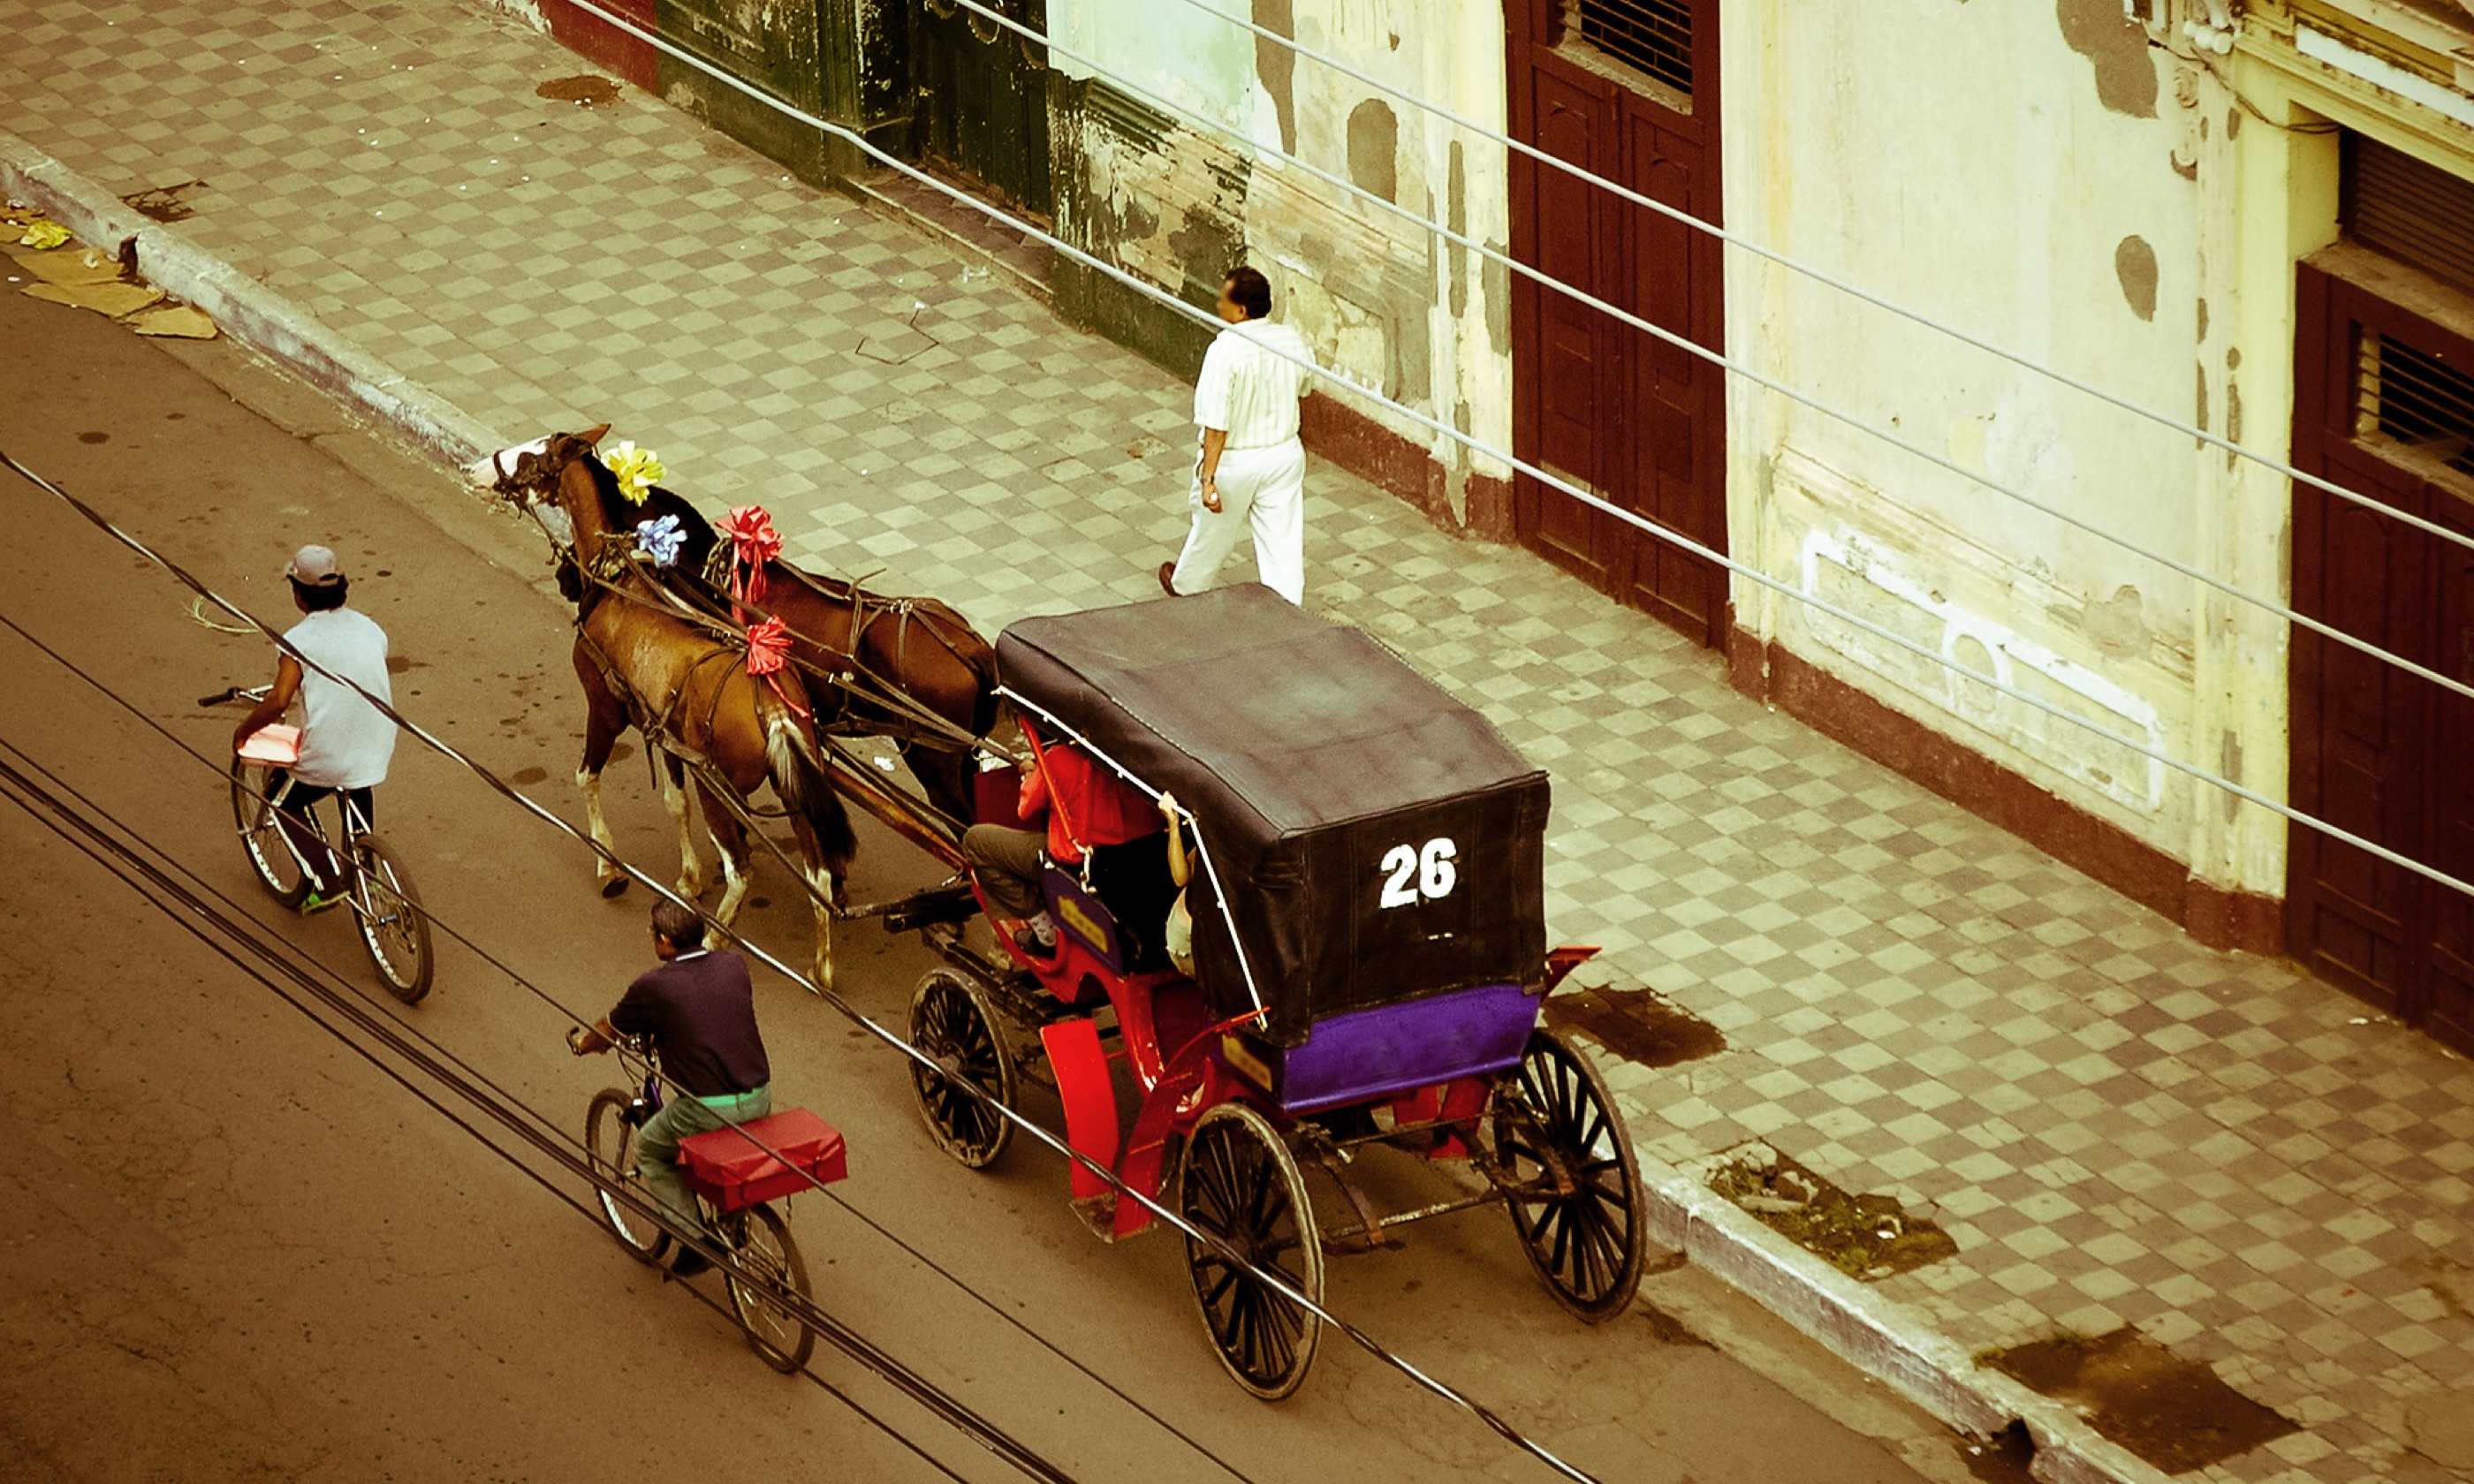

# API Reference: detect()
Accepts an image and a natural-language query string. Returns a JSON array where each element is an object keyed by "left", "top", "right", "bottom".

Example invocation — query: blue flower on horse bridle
[{"left": 635, "top": 513, "right": 687, "bottom": 569}]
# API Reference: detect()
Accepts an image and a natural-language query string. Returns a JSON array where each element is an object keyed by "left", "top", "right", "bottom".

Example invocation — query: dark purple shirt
[{"left": 610, "top": 949, "right": 770, "bottom": 1098}]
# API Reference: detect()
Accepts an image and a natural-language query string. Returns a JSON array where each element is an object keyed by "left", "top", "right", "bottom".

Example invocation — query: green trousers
[{"left": 635, "top": 1085, "right": 771, "bottom": 1239}]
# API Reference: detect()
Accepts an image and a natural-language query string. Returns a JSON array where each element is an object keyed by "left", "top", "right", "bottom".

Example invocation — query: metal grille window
[
  {"left": 2342, "top": 132, "right": 2474, "bottom": 297},
  {"left": 2356, "top": 329, "right": 2474, "bottom": 476},
  {"left": 1570, "top": 0, "right": 1691, "bottom": 95}
]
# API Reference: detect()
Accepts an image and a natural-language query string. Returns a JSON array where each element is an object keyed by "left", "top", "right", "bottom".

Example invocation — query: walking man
[{"left": 1157, "top": 266, "right": 1314, "bottom": 605}]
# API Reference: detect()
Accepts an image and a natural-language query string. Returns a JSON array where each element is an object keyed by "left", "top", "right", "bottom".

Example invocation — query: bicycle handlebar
[{"left": 200, "top": 684, "right": 273, "bottom": 708}]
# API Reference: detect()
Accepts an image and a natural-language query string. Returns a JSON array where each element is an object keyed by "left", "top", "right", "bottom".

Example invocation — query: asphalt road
[{"left": 0, "top": 280, "right": 1976, "bottom": 1484}]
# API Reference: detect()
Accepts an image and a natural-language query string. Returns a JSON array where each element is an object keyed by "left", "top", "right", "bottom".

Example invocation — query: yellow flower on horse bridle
[{"left": 603, "top": 439, "right": 666, "bottom": 505}]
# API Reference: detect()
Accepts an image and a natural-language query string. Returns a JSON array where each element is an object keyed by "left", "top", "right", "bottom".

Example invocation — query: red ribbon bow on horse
[
  {"left": 717, "top": 504, "right": 783, "bottom": 610},
  {"left": 744, "top": 614, "right": 810, "bottom": 718}
]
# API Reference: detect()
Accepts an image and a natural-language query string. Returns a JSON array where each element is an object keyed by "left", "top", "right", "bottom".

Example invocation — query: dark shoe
[
  {"left": 668, "top": 1244, "right": 713, "bottom": 1279},
  {"left": 1011, "top": 926, "right": 1058, "bottom": 958},
  {"left": 1157, "top": 561, "right": 1180, "bottom": 596}
]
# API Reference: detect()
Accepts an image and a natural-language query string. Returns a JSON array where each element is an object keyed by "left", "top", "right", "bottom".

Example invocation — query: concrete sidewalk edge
[
  {"left": 4, "top": 121, "right": 2170, "bottom": 1484},
  {"left": 1635, "top": 1147, "right": 2172, "bottom": 1484},
  {"left": 1, "top": 127, "right": 505, "bottom": 471}
]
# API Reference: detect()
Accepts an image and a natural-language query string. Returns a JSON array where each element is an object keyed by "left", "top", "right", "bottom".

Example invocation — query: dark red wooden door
[
  {"left": 2288, "top": 262, "right": 2474, "bottom": 1055},
  {"left": 1507, "top": 0, "right": 1726, "bottom": 646}
]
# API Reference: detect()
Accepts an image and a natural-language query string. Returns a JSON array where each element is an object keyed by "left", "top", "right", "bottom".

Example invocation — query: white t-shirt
[
  {"left": 1193, "top": 319, "right": 1313, "bottom": 450},
  {"left": 286, "top": 608, "right": 397, "bottom": 790}
]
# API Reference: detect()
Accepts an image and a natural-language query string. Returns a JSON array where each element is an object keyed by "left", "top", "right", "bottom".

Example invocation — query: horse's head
[{"left": 466, "top": 424, "right": 612, "bottom": 538}]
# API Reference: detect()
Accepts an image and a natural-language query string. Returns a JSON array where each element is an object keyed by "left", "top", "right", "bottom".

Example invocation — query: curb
[
  {"left": 1631, "top": 1142, "right": 2173, "bottom": 1484},
  {"left": 0, "top": 127, "right": 504, "bottom": 471},
  {"left": 5, "top": 119, "right": 2166, "bottom": 1484}
]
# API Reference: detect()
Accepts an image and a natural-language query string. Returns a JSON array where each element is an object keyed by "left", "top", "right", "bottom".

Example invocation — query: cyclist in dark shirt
[{"left": 569, "top": 899, "right": 770, "bottom": 1276}]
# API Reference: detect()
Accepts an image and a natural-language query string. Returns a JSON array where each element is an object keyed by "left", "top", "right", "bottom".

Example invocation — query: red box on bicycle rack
[{"left": 678, "top": 1108, "right": 847, "bottom": 1214}]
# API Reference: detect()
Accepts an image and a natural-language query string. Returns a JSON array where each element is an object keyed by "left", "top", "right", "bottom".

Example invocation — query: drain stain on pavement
[
  {"left": 1982, "top": 1328, "right": 2296, "bottom": 1474},
  {"left": 1544, "top": 987, "right": 1725, "bottom": 1066},
  {"left": 1707, "top": 1144, "right": 1958, "bottom": 1279},
  {"left": 121, "top": 180, "right": 207, "bottom": 223},
  {"left": 1959, "top": 1420, "right": 2037, "bottom": 1483},
  {"left": 535, "top": 75, "right": 620, "bottom": 108}
]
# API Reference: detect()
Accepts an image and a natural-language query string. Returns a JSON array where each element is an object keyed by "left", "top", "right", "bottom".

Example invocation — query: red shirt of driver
[{"left": 1020, "top": 745, "right": 1155, "bottom": 864}]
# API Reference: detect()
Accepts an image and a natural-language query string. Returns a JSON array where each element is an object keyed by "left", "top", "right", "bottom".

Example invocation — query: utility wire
[
  {"left": 939, "top": 0, "right": 2474, "bottom": 708},
  {"left": 0, "top": 735, "right": 988, "bottom": 1484},
  {"left": 0, "top": 604, "right": 1264, "bottom": 1484},
  {"left": 254, "top": 0, "right": 2474, "bottom": 912},
  {"left": 0, "top": 450, "right": 1626, "bottom": 1484},
  {"left": 1138, "top": 0, "right": 2474, "bottom": 563}
]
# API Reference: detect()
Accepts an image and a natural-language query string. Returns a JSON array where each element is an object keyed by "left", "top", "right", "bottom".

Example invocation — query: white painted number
[
  {"left": 1379, "top": 844, "right": 1419, "bottom": 908},
  {"left": 1380, "top": 837, "right": 1459, "bottom": 908}
]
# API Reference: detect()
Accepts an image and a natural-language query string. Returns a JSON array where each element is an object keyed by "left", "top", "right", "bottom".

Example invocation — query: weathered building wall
[
  {"left": 1722, "top": 0, "right": 2275, "bottom": 940},
  {"left": 1047, "top": 0, "right": 1514, "bottom": 527}
]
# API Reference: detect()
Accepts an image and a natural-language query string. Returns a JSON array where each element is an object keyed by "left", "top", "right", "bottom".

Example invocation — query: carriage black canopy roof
[{"left": 997, "top": 585, "right": 1550, "bottom": 1042}]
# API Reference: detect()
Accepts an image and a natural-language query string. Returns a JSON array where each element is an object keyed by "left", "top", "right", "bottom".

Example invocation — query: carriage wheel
[
  {"left": 1490, "top": 1027, "right": 1647, "bottom": 1322},
  {"left": 907, "top": 970, "right": 1017, "bottom": 1168},
  {"left": 1177, "top": 1102, "right": 1324, "bottom": 1401}
]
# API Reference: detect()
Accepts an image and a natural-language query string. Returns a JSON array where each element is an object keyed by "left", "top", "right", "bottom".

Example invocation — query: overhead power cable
[
  {"left": 0, "top": 735, "right": 996, "bottom": 1484},
  {"left": 0, "top": 605, "right": 1264, "bottom": 1484},
  {"left": 0, "top": 446, "right": 1624, "bottom": 1484},
  {"left": 1142, "top": 0, "right": 2474, "bottom": 564},
  {"left": 271, "top": 0, "right": 2474, "bottom": 912},
  {"left": 937, "top": 0, "right": 2474, "bottom": 708}
]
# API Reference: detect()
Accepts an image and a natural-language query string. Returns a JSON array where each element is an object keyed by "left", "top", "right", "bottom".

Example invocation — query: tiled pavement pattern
[{"left": 6, "top": 2, "right": 2472, "bottom": 1476}]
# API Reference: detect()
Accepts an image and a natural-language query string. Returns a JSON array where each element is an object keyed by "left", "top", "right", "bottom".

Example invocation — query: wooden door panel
[
  {"left": 1522, "top": 61, "right": 1617, "bottom": 582},
  {"left": 2288, "top": 263, "right": 2472, "bottom": 1048},
  {"left": 1509, "top": 0, "right": 1723, "bottom": 642}
]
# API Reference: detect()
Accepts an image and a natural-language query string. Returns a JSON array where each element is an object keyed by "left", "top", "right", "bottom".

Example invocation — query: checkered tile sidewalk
[{"left": 7, "top": 2, "right": 2472, "bottom": 1476}]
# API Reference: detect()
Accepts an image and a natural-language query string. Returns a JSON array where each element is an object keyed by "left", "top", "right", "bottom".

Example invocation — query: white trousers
[{"left": 1169, "top": 439, "right": 1306, "bottom": 605}]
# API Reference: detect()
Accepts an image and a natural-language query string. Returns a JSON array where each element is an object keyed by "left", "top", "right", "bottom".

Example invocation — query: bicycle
[
  {"left": 208, "top": 683, "right": 434, "bottom": 1004},
  {"left": 580, "top": 1034, "right": 832, "bottom": 1373}
]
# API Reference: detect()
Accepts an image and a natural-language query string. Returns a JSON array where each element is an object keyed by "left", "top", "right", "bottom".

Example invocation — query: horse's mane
[{"left": 572, "top": 446, "right": 717, "bottom": 572}]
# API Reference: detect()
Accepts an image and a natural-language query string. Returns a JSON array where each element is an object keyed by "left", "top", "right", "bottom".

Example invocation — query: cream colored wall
[
  {"left": 1046, "top": 0, "right": 1514, "bottom": 513},
  {"left": 1724, "top": 0, "right": 2296, "bottom": 894}
]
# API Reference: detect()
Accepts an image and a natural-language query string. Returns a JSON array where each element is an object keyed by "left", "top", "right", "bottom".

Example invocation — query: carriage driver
[
  {"left": 960, "top": 723, "right": 1157, "bottom": 958},
  {"left": 230, "top": 544, "right": 398, "bottom": 915},
  {"left": 567, "top": 899, "right": 771, "bottom": 1278}
]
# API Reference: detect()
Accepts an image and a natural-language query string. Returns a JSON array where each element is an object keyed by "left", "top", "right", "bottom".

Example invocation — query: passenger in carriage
[{"left": 960, "top": 722, "right": 1161, "bottom": 959}]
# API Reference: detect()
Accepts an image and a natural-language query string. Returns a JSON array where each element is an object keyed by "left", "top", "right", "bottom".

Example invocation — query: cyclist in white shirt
[
  {"left": 1158, "top": 266, "right": 1314, "bottom": 605},
  {"left": 230, "top": 544, "right": 398, "bottom": 915}
]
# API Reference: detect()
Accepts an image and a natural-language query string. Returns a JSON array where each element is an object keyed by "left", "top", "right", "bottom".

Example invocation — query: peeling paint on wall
[
  {"left": 2116, "top": 234, "right": 2158, "bottom": 320},
  {"left": 2057, "top": 0, "right": 2158, "bottom": 116},
  {"left": 1253, "top": 0, "right": 1296, "bottom": 155},
  {"left": 1347, "top": 98, "right": 1399, "bottom": 203}
]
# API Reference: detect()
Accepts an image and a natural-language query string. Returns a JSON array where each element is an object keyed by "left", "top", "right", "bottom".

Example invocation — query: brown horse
[
  {"left": 501, "top": 437, "right": 1001, "bottom": 825},
  {"left": 468, "top": 426, "right": 858, "bottom": 987}
]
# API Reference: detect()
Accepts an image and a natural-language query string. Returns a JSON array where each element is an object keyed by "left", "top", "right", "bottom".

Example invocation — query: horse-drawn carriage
[
  {"left": 886, "top": 585, "right": 1648, "bottom": 1399},
  {"left": 481, "top": 429, "right": 1646, "bottom": 1397}
]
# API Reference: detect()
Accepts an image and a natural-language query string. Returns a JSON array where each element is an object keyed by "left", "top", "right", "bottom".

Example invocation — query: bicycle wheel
[
  {"left": 724, "top": 1204, "right": 814, "bottom": 1374},
  {"left": 229, "top": 757, "right": 307, "bottom": 908},
  {"left": 584, "top": 1089, "right": 671, "bottom": 1264},
  {"left": 351, "top": 834, "right": 433, "bottom": 1004}
]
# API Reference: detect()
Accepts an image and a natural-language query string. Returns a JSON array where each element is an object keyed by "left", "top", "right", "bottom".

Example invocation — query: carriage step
[
  {"left": 871, "top": 882, "right": 979, "bottom": 933},
  {"left": 1319, "top": 1225, "right": 1407, "bottom": 1257},
  {"left": 1070, "top": 1192, "right": 1122, "bottom": 1244}
]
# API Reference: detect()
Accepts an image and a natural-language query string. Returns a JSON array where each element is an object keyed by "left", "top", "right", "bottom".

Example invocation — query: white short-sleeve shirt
[
  {"left": 1193, "top": 319, "right": 1314, "bottom": 450},
  {"left": 286, "top": 608, "right": 398, "bottom": 790}
]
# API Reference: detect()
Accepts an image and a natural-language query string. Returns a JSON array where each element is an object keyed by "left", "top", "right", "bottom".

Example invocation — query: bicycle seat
[{"left": 238, "top": 724, "right": 301, "bottom": 766}]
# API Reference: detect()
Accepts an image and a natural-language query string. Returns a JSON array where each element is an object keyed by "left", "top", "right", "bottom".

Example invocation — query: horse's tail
[{"left": 757, "top": 684, "right": 856, "bottom": 874}]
